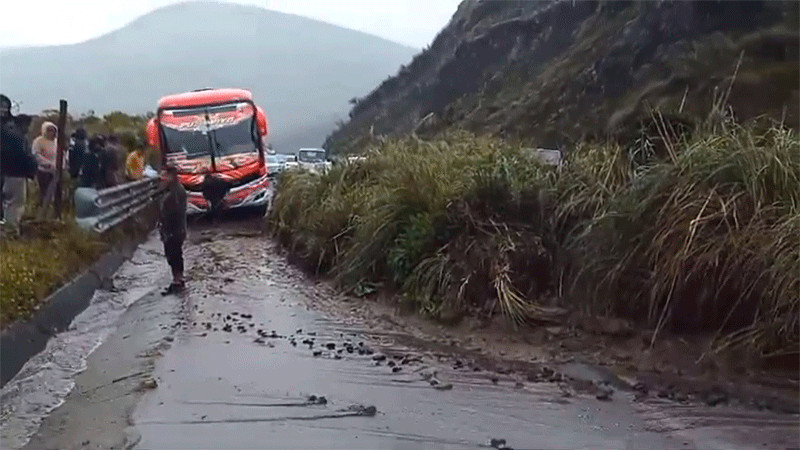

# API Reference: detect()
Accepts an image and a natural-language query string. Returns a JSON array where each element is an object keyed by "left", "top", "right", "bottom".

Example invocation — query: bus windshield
[{"left": 160, "top": 102, "right": 258, "bottom": 160}]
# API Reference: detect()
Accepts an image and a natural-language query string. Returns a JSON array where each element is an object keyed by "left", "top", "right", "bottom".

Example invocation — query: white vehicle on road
[{"left": 297, "top": 148, "right": 332, "bottom": 174}]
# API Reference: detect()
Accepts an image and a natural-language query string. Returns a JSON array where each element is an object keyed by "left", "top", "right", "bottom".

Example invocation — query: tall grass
[{"left": 269, "top": 123, "right": 799, "bottom": 354}]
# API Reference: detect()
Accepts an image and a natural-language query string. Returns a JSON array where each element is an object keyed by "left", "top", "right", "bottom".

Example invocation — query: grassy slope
[{"left": 271, "top": 120, "right": 799, "bottom": 355}]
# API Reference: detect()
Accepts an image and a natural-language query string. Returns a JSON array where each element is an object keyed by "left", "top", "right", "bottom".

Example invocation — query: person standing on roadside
[
  {"left": 125, "top": 139, "right": 147, "bottom": 181},
  {"left": 159, "top": 165, "right": 187, "bottom": 294},
  {"left": 0, "top": 94, "right": 38, "bottom": 231},
  {"left": 31, "top": 121, "right": 58, "bottom": 205},
  {"left": 68, "top": 128, "right": 88, "bottom": 180},
  {"left": 80, "top": 135, "right": 104, "bottom": 188},
  {"left": 102, "top": 134, "right": 122, "bottom": 187}
]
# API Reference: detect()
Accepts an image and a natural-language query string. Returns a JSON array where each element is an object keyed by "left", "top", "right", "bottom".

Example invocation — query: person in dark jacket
[
  {"left": 159, "top": 165, "right": 187, "bottom": 294},
  {"left": 1, "top": 94, "right": 37, "bottom": 230},
  {"left": 80, "top": 135, "right": 104, "bottom": 188},
  {"left": 101, "top": 134, "right": 122, "bottom": 187},
  {"left": 68, "top": 128, "right": 88, "bottom": 179}
]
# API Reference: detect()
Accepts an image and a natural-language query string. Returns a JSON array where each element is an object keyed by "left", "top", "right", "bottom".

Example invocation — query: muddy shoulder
[
  {"left": 23, "top": 292, "right": 181, "bottom": 450},
  {"left": 289, "top": 255, "right": 799, "bottom": 415}
]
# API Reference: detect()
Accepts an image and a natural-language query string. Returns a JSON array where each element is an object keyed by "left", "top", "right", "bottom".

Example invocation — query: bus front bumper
[{"left": 186, "top": 175, "right": 271, "bottom": 214}]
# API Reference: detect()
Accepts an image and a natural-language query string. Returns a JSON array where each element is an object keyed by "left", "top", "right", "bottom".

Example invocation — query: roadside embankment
[
  {"left": 269, "top": 120, "right": 799, "bottom": 366},
  {"left": 1, "top": 207, "right": 158, "bottom": 385}
]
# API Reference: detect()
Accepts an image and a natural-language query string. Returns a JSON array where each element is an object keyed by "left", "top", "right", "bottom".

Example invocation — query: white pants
[{"left": 2, "top": 176, "right": 27, "bottom": 229}]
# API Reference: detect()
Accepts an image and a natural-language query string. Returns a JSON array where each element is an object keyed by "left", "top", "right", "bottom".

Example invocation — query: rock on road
[{"left": 8, "top": 216, "right": 799, "bottom": 450}]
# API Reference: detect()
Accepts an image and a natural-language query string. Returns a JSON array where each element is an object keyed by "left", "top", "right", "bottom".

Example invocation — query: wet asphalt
[
  {"left": 130, "top": 218, "right": 797, "bottom": 450},
  {"left": 132, "top": 228, "right": 682, "bottom": 450},
  {"left": 4, "top": 214, "right": 799, "bottom": 449}
]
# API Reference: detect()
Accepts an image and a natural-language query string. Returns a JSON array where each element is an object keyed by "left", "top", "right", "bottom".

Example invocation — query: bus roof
[{"left": 157, "top": 88, "right": 254, "bottom": 110}]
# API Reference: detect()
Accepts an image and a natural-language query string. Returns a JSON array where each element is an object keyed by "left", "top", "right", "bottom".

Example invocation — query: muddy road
[{"left": 2, "top": 215, "right": 798, "bottom": 449}]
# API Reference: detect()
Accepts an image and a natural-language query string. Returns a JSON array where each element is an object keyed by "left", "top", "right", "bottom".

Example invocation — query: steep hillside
[
  {"left": 0, "top": 2, "right": 417, "bottom": 152},
  {"left": 325, "top": 0, "right": 799, "bottom": 153}
]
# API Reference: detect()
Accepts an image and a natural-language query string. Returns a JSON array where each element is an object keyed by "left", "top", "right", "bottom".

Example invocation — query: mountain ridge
[
  {"left": 0, "top": 1, "right": 418, "bottom": 151},
  {"left": 324, "top": 0, "right": 799, "bottom": 154}
]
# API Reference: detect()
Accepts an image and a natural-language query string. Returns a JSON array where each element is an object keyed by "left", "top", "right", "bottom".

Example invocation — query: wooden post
[{"left": 54, "top": 100, "right": 67, "bottom": 219}]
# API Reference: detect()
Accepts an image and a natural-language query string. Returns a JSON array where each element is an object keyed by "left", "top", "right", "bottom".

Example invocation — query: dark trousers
[
  {"left": 36, "top": 170, "right": 54, "bottom": 204},
  {"left": 163, "top": 238, "right": 184, "bottom": 276}
]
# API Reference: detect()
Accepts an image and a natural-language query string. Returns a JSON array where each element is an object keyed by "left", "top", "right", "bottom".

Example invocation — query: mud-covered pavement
[{"left": 4, "top": 216, "right": 799, "bottom": 449}]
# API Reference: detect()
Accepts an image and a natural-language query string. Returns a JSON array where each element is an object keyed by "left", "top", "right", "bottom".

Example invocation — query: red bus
[{"left": 146, "top": 88, "right": 270, "bottom": 214}]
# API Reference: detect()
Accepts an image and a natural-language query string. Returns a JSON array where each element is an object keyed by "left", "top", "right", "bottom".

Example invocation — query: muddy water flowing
[{"left": 0, "top": 238, "right": 171, "bottom": 449}]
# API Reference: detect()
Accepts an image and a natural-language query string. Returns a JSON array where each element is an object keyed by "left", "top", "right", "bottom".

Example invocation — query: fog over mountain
[{"left": 0, "top": 1, "right": 418, "bottom": 151}]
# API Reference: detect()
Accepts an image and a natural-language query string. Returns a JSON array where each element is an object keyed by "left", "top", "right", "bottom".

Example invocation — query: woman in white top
[{"left": 31, "top": 121, "right": 58, "bottom": 205}]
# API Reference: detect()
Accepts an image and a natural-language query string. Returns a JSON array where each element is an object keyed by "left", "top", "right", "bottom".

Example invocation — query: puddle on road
[{"left": 0, "top": 237, "right": 169, "bottom": 449}]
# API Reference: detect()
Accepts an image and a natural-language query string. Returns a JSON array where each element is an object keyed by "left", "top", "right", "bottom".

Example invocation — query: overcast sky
[{"left": 0, "top": 0, "right": 461, "bottom": 49}]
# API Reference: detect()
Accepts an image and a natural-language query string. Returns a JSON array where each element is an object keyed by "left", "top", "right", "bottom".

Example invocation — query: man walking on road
[{"left": 160, "top": 165, "right": 187, "bottom": 295}]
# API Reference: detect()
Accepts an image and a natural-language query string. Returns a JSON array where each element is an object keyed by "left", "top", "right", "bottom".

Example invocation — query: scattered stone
[
  {"left": 489, "top": 438, "right": 514, "bottom": 449},
  {"left": 326, "top": 343, "right": 336, "bottom": 350},
  {"left": 704, "top": 387, "right": 728, "bottom": 407},
  {"left": 387, "top": 360, "right": 396, "bottom": 367},
  {"left": 490, "top": 438, "right": 507, "bottom": 449},
  {"left": 296, "top": 328, "right": 303, "bottom": 334},
  {"left": 595, "top": 383, "right": 614, "bottom": 401},
  {"left": 514, "top": 381, "right": 524, "bottom": 389},
  {"left": 490, "top": 376, "right": 499, "bottom": 384},
  {"left": 392, "top": 366, "right": 402, "bottom": 373},
  {"left": 222, "top": 324, "right": 232, "bottom": 333},
  {"left": 164, "top": 336, "right": 174, "bottom": 343},
  {"left": 334, "top": 354, "right": 342, "bottom": 360},
  {"left": 241, "top": 313, "right": 253, "bottom": 319},
  {"left": 139, "top": 378, "right": 158, "bottom": 390},
  {"left": 658, "top": 386, "right": 676, "bottom": 400},
  {"left": 306, "top": 395, "right": 327, "bottom": 405},
  {"left": 313, "top": 350, "right": 323, "bottom": 357},
  {"left": 345, "top": 345, "right": 354, "bottom": 354},
  {"left": 372, "top": 354, "right": 386, "bottom": 362},
  {"left": 433, "top": 382, "right": 453, "bottom": 391},
  {"left": 254, "top": 338, "right": 266, "bottom": 344}
]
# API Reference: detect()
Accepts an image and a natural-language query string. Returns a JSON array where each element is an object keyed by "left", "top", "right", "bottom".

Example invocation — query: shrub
[{"left": 270, "top": 123, "right": 799, "bottom": 354}]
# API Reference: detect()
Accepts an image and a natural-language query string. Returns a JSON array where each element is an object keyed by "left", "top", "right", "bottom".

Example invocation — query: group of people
[
  {"left": 0, "top": 93, "right": 150, "bottom": 229},
  {"left": 68, "top": 129, "right": 145, "bottom": 190},
  {"left": 2, "top": 93, "right": 187, "bottom": 294}
]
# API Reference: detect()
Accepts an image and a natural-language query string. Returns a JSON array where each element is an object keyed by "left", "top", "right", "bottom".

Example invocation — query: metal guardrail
[{"left": 74, "top": 177, "right": 163, "bottom": 233}]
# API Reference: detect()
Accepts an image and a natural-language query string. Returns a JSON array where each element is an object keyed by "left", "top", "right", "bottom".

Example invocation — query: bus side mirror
[
  {"left": 146, "top": 118, "right": 160, "bottom": 148},
  {"left": 256, "top": 106, "right": 268, "bottom": 137}
]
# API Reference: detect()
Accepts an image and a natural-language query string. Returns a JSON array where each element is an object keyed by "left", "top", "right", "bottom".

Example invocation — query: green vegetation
[
  {"left": 1, "top": 221, "right": 106, "bottom": 326},
  {"left": 270, "top": 119, "right": 799, "bottom": 355}
]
